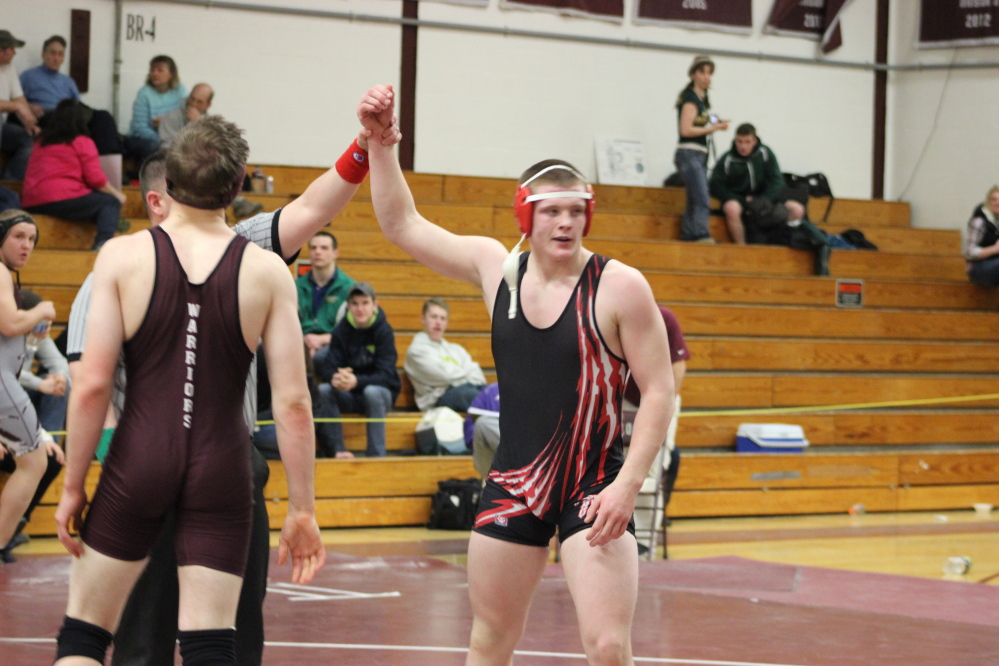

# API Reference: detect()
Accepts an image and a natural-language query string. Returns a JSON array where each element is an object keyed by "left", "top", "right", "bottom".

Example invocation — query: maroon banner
[
  {"left": 919, "top": 0, "right": 999, "bottom": 48},
  {"left": 500, "top": 0, "right": 624, "bottom": 20},
  {"left": 820, "top": 0, "right": 849, "bottom": 53},
  {"left": 634, "top": 0, "right": 752, "bottom": 34},
  {"left": 765, "top": 0, "right": 852, "bottom": 53}
]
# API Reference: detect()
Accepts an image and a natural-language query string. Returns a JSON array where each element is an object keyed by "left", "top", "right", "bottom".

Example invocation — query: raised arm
[
  {"left": 258, "top": 252, "right": 325, "bottom": 584},
  {"left": 55, "top": 247, "right": 128, "bottom": 556},
  {"left": 584, "top": 267, "right": 674, "bottom": 547},
  {"left": 276, "top": 125, "right": 401, "bottom": 261},
  {"left": 360, "top": 85, "right": 508, "bottom": 296}
]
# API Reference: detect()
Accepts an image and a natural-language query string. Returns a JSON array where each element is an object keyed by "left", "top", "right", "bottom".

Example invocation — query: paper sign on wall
[{"left": 594, "top": 137, "right": 646, "bottom": 186}]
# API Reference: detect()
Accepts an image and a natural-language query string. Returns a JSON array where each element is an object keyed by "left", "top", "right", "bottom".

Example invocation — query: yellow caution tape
[
  {"left": 680, "top": 391, "right": 999, "bottom": 418},
  {"left": 40, "top": 392, "right": 999, "bottom": 438}
]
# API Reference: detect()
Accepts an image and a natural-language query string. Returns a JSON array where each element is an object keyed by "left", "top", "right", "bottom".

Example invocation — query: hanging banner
[
  {"left": 765, "top": 0, "right": 853, "bottom": 53},
  {"left": 918, "top": 0, "right": 999, "bottom": 48},
  {"left": 633, "top": 0, "right": 752, "bottom": 35},
  {"left": 500, "top": 0, "right": 625, "bottom": 22}
]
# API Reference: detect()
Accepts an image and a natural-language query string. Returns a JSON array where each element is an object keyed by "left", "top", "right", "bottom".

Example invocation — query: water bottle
[
  {"left": 943, "top": 556, "right": 971, "bottom": 575},
  {"left": 265, "top": 176, "right": 275, "bottom": 194},
  {"left": 25, "top": 320, "right": 48, "bottom": 356}
]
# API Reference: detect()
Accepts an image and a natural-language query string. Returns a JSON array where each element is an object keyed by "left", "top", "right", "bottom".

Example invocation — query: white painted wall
[
  {"left": 6, "top": 0, "right": 883, "bottom": 201},
  {"left": 415, "top": 0, "right": 877, "bottom": 197},
  {"left": 886, "top": 2, "right": 999, "bottom": 230},
  {"left": 3, "top": 0, "right": 118, "bottom": 112},
  {"left": 6, "top": 0, "right": 402, "bottom": 167}
]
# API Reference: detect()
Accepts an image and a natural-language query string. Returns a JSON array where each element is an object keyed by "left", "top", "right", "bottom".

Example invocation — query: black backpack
[
  {"left": 427, "top": 478, "right": 482, "bottom": 530},
  {"left": 784, "top": 172, "right": 834, "bottom": 223},
  {"left": 840, "top": 229, "right": 878, "bottom": 250}
]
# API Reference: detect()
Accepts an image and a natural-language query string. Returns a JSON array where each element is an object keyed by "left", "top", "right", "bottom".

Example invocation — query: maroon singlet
[{"left": 82, "top": 227, "right": 255, "bottom": 575}]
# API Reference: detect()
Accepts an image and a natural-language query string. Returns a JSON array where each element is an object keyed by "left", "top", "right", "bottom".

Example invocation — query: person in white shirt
[{"left": 404, "top": 297, "right": 486, "bottom": 412}]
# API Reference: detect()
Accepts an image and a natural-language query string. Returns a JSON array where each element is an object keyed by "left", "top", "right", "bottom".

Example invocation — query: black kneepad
[
  {"left": 56, "top": 616, "right": 113, "bottom": 662},
  {"left": 178, "top": 628, "right": 237, "bottom": 665}
]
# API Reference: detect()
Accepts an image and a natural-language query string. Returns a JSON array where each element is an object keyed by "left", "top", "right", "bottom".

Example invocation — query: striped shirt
[{"left": 66, "top": 210, "right": 289, "bottom": 432}]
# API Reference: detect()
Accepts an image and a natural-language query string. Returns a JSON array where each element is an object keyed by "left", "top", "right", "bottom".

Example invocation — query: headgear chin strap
[
  {"left": 513, "top": 164, "right": 595, "bottom": 236},
  {"left": 501, "top": 234, "right": 527, "bottom": 320},
  {"left": 166, "top": 167, "right": 246, "bottom": 211}
]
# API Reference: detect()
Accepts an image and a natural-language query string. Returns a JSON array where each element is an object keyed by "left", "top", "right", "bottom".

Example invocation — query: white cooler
[{"left": 736, "top": 423, "right": 809, "bottom": 453}]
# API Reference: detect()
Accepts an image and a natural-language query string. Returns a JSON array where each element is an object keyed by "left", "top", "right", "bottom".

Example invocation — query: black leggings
[{"left": 26, "top": 192, "right": 121, "bottom": 245}]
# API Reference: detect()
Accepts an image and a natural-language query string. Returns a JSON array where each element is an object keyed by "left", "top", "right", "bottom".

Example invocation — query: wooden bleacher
[{"left": 5, "top": 168, "right": 999, "bottom": 534}]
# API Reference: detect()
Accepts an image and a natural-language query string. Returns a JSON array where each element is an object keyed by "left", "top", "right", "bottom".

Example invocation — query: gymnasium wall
[
  {"left": 413, "top": 0, "right": 876, "bottom": 199},
  {"left": 886, "top": 3, "right": 999, "bottom": 230},
  {"left": 5, "top": 0, "right": 403, "bottom": 169},
  {"left": 8, "top": 0, "right": 990, "bottom": 229}
]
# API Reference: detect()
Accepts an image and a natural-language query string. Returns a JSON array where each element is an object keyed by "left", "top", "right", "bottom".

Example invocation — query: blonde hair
[{"left": 985, "top": 185, "right": 999, "bottom": 207}]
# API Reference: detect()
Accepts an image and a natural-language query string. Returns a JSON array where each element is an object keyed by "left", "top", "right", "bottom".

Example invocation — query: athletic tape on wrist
[{"left": 336, "top": 139, "right": 369, "bottom": 184}]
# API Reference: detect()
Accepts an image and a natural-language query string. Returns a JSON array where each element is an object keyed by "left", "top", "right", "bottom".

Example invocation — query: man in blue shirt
[
  {"left": 19, "top": 36, "right": 79, "bottom": 115},
  {"left": 19, "top": 35, "right": 122, "bottom": 181}
]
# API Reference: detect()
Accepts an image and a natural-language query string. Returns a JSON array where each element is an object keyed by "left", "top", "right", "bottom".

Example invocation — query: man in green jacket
[
  {"left": 296, "top": 231, "right": 354, "bottom": 356},
  {"left": 709, "top": 123, "right": 805, "bottom": 244}
]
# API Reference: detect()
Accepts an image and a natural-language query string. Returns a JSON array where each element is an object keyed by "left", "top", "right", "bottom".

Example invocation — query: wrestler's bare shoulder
[
  {"left": 599, "top": 258, "right": 651, "bottom": 297},
  {"left": 91, "top": 232, "right": 154, "bottom": 274}
]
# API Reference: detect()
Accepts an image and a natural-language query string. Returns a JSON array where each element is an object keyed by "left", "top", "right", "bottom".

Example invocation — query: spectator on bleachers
[
  {"left": 405, "top": 297, "right": 487, "bottom": 412},
  {"left": 18, "top": 36, "right": 79, "bottom": 119},
  {"left": 152, "top": 81, "right": 260, "bottom": 220},
  {"left": 0, "top": 210, "right": 57, "bottom": 564},
  {"left": 123, "top": 55, "right": 186, "bottom": 170},
  {"left": 0, "top": 185, "right": 19, "bottom": 213},
  {"left": 298, "top": 231, "right": 354, "bottom": 357},
  {"left": 464, "top": 383, "right": 499, "bottom": 479},
  {"left": 0, "top": 30, "right": 37, "bottom": 180},
  {"left": 675, "top": 54, "right": 728, "bottom": 243},
  {"left": 158, "top": 82, "right": 213, "bottom": 147},
  {"left": 17, "top": 289, "right": 70, "bottom": 440},
  {"left": 20, "top": 35, "right": 124, "bottom": 187},
  {"left": 314, "top": 282, "right": 401, "bottom": 457},
  {"left": 3, "top": 288, "right": 66, "bottom": 561},
  {"left": 963, "top": 185, "right": 999, "bottom": 287},
  {"left": 254, "top": 343, "right": 353, "bottom": 460},
  {"left": 21, "top": 99, "right": 126, "bottom": 251},
  {"left": 709, "top": 123, "right": 807, "bottom": 245},
  {"left": 0, "top": 426, "right": 63, "bottom": 562}
]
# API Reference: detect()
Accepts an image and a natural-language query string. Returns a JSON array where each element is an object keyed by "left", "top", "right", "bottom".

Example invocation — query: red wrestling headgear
[{"left": 513, "top": 164, "right": 595, "bottom": 236}]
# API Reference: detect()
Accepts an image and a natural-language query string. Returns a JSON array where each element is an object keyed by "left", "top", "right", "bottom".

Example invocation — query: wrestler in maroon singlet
[{"left": 82, "top": 226, "right": 254, "bottom": 576}]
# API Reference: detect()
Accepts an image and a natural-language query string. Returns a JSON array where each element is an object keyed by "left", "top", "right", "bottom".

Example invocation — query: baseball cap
[
  {"left": 348, "top": 282, "right": 376, "bottom": 299},
  {"left": 0, "top": 31, "right": 26, "bottom": 49},
  {"left": 688, "top": 54, "right": 715, "bottom": 76}
]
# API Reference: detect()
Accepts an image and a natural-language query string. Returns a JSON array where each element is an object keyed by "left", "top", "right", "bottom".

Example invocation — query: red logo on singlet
[{"left": 578, "top": 496, "right": 594, "bottom": 519}]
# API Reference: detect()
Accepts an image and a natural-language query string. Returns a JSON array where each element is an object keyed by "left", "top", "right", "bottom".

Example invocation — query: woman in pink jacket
[{"left": 21, "top": 99, "right": 126, "bottom": 251}]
